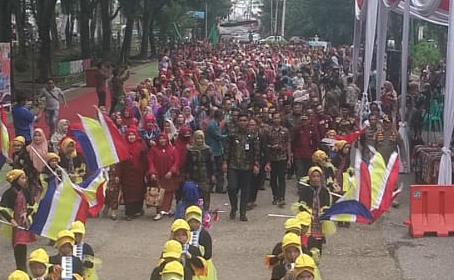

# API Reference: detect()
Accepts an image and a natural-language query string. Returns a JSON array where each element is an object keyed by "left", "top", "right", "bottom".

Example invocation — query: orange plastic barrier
[{"left": 409, "top": 185, "right": 454, "bottom": 238}]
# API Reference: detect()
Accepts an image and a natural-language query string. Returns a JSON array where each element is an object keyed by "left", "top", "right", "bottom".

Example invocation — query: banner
[{"left": 0, "top": 43, "right": 11, "bottom": 107}]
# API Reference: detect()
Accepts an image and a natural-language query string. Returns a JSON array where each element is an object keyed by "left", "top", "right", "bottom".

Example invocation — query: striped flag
[
  {"left": 30, "top": 170, "right": 107, "bottom": 240},
  {"left": 30, "top": 173, "right": 82, "bottom": 240},
  {"left": 0, "top": 107, "right": 9, "bottom": 170},
  {"left": 70, "top": 112, "right": 128, "bottom": 173},
  {"left": 322, "top": 147, "right": 400, "bottom": 224}
]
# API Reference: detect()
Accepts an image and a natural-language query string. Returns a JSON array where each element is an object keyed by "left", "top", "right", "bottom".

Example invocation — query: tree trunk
[
  {"left": 0, "top": 0, "right": 13, "bottom": 42},
  {"left": 79, "top": 0, "right": 91, "bottom": 58},
  {"left": 51, "top": 8, "right": 60, "bottom": 50},
  {"left": 149, "top": 19, "right": 156, "bottom": 58},
  {"left": 100, "top": 0, "right": 112, "bottom": 58},
  {"left": 37, "top": 0, "right": 56, "bottom": 82},
  {"left": 15, "top": 0, "right": 27, "bottom": 56},
  {"left": 90, "top": 4, "right": 98, "bottom": 46},
  {"left": 139, "top": 0, "right": 151, "bottom": 58},
  {"left": 119, "top": 17, "right": 134, "bottom": 64},
  {"left": 65, "top": 15, "right": 73, "bottom": 47}
]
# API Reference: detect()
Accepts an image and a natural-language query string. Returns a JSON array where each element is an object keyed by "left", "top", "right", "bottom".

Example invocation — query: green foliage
[
  {"left": 411, "top": 41, "right": 442, "bottom": 70},
  {"left": 156, "top": 0, "right": 196, "bottom": 40},
  {"left": 261, "top": 0, "right": 354, "bottom": 45}
]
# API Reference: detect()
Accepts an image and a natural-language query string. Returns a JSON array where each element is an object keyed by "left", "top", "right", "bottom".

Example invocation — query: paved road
[{"left": 2, "top": 174, "right": 454, "bottom": 279}]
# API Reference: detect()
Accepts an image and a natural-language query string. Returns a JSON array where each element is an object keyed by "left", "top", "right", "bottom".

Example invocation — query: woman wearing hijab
[
  {"left": 26, "top": 128, "right": 49, "bottom": 174},
  {"left": 186, "top": 130, "right": 214, "bottom": 210},
  {"left": 119, "top": 127, "right": 148, "bottom": 220},
  {"left": 50, "top": 119, "right": 70, "bottom": 153},
  {"left": 140, "top": 114, "right": 161, "bottom": 147},
  {"left": 163, "top": 119, "right": 178, "bottom": 144},
  {"left": 59, "top": 138, "right": 87, "bottom": 185},
  {"left": 148, "top": 133, "right": 179, "bottom": 220}
]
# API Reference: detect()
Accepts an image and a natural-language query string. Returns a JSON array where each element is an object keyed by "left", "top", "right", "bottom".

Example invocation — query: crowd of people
[{"left": 2, "top": 39, "right": 419, "bottom": 279}]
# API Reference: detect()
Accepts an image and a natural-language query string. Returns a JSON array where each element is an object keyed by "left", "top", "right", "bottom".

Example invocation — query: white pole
[
  {"left": 281, "top": 0, "right": 287, "bottom": 37},
  {"left": 274, "top": 0, "right": 279, "bottom": 36},
  {"left": 437, "top": 0, "right": 454, "bottom": 185},
  {"left": 205, "top": 0, "right": 208, "bottom": 39},
  {"left": 375, "top": 0, "right": 389, "bottom": 100},
  {"left": 398, "top": 0, "right": 411, "bottom": 174},
  {"left": 270, "top": 0, "right": 274, "bottom": 34}
]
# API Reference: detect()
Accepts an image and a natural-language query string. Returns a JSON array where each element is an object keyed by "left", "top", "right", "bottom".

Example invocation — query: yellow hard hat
[
  {"left": 46, "top": 152, "right": 61, "bottom": 163},
  {"left": 12, "top": 136, "right": 26, "bottom": 145},
  {"left": 6, "top": 169, "right": 25, "bottom": 183},
  {"left": 296, "top": 211, "right": 312, "bottom": 227},
  {"left": 171, "top": 219, "right": 191, "bottom": 234},
  {"left": 282, "top": 233, "right": 301, "bottom": 250},
  {"left": 162, "top": 240, "right": 183, "bottom": 259},
  {"left": 28, "top": 248, "right": 49, "bottom": 265},
  {"left": 312, "top": 150, "right": 328, "bottom": 164},
  {"left": 294, "top": 254, "right": 316, "bottom": 276},
  {"left": 8, "top": 270, "right": 29, "bottom": 280},
  {"left": 185, "top": 205, "right": 203, "bottom": 223},
  {"left": 161, "top": 260, "right": 184, "bottom": 280},
  {"left": 55, "top": 229, "right": 75, "bottom": 248},
  {"left": 284, "top": 218, "right": 301, "bottom": 231},
  {"left": 71, "top": 221, "right": 86, "bottom": 235}
]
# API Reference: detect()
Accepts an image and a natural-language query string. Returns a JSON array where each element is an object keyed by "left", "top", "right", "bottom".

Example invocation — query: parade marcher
[
  {"left": 223, "top": 112, "right": 260, "bottom": 222},
  {"left": 9, "top": 136, "right": 38, "bottom": 186},
  {"left": 104, "top": 164, "right": 121, "bottom": 220},
  {"left": 50, "top": 119, "right": 70, "bottom": 153},
  {"left": 59, "top": 138, "right": 87, "bottom": 185},
  {"left": 170, "top": 219, "right": 207, "bottom": 279},
  {"left": 289, "top": 254, "right": 318, "bottom": 280},
  {"left": 186, "top": 131, "right": 214, "bottom": 211},
  {"left": 1, "top": 170, "right": 37, "bottom": 272},
  {"left": 71, "top": 221, "right": 97, "bottom": 280},
  {"left": 141, "top": 114, "right": 161, "bottom": 148},
  {"left": 298, "top": 167, "right": 332, "bottom": 254},
  {"left": 49, "top": 230, "right": 84, "bottom": 279},
  {"left": 311, "top": 150, "right": 339, "bottom": 193},
  {"left": 247, "top": 118, "right": 264, "bottom": 210},
  {"left": 150, "top": 240, "right": 187, "bottom": 280},
  {"left": 7, "top": 270, "right": 30, "bottom": 280},
  {"left": 39, "top": 153, "right": 62, "bottom": 191},
  {"left": 205, "top": 110, "right": 227, "bottom": 193},
  {"left": 161, "top": 261, "right": 185, "bottom": 280},
  {"left": 26, "top": 128, "right": 49, "bottom": 173},
  {"left": 28, "top": 248, "right": 51, "bottom": 280},
  {"left": 374, "top": 115, "right": 407, "bottom": 164},
  {"left": 264, "top": 112, "right": 291, "bottom": 206},
  {"left": 39, "top": 79, "right": 66, "bottom": 134},
  {"left": 269, "top": 218, "right": 311, "bottom": 260},
  {"left": 269, "top": 233, "right": 303, "bottom": 280},
  {"left": 185, "top": 206, "right": 217, "bottom": 280},
  {"left": 149, "top": 133, "right": 179, "bottom": 220},
  {"left": 119, "top": 127, "right": 147, "bottom": 220},
  {"left": 292, "top": 115, "right": 319, "bottom": 178}
]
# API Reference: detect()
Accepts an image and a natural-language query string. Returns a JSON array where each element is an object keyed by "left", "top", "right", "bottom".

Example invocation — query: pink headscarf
[{"left": 27, "top": 128, "right": 49, "bottom": 173}]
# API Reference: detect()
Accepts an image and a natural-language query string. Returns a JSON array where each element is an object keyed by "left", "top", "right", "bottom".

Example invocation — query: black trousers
[
  {"left": 213, "top": 156, "right": 225, "bottom": 192},
  {"left": 125, "top": 201, "right": 143, "bottom": 217},
  {"left": 295, "top": 158, "right": 312, "bottom": 179},
  {"left": 227, "top": 169, "right": 252, "bottom": 216},
  {"left": 97, "top": 90, "right": 107, "bottom": 107},
  {"left": 270, "top": 160, "right": 287, "bottom": 200},
  {"left": 14, "top": 244, "right": 27, "bottom": 272}
]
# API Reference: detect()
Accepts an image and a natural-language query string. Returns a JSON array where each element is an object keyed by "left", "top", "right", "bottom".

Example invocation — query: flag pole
[
  {"left": 28, "top": 145, "right": 61, "bottom": 181},
  {"left": 0, "top": 219, "right": 28, "bottom": 230}
]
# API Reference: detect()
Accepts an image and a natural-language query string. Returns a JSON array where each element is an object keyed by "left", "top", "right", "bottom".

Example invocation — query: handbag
[{"left": 145, "top": 181, "right": 165, "bottom": 208}]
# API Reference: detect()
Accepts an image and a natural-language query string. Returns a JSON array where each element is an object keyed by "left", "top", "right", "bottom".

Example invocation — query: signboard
[{"left": 0, "top": 43, "right": 11, "bottom": 107}]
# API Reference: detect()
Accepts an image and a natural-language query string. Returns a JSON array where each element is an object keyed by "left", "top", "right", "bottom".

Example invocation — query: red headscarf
[{"left": 125, "top": 127, "right": 145, "bottom": 168}]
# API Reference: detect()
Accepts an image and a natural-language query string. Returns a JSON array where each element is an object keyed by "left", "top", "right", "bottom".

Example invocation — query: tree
[
  {"left": 118, "top": 0, "right": 141, "bottom": 64},
  {"left": 0, "top": 0, "right": 13, "bottom": 42},
  {"left": 261, "top": 0, "right": 355, "bottom": 45},
  {"left": 36, "top": 0, "right": 57, "bottom": 81}
]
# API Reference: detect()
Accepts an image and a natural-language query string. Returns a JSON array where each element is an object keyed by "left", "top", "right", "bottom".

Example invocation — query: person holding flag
[{"left": 0, "top": 169, "right": 37, "bottom": 272}]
